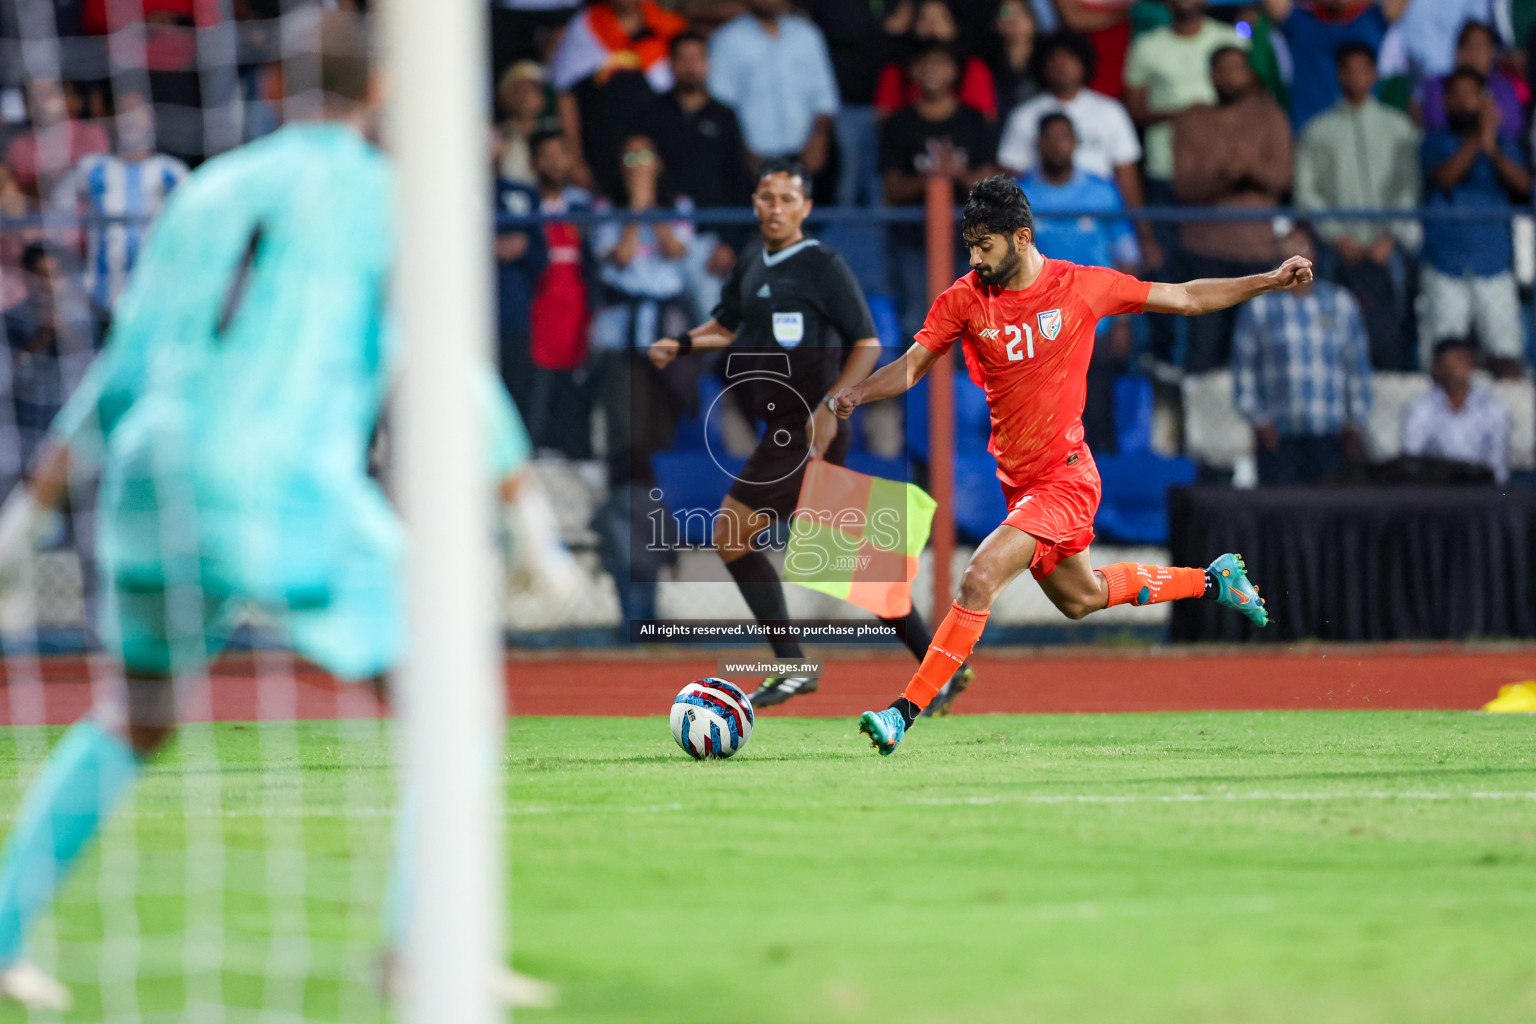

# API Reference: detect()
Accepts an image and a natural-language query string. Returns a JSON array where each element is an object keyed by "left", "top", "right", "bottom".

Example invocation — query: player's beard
[{"left": 976, "top": 240, "right": 1022, "bottom": 287}]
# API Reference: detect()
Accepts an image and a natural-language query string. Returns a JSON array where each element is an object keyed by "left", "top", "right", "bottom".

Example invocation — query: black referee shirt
[{"left": 712, "top": 238, "right": 878, "bottom": 423}]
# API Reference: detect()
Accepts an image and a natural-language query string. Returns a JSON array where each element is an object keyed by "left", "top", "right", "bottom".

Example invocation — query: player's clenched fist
[
  {"left": 830, "top": 387, "right": 858, "bottom": 419},
  {"left": 1269, "top": 255, "right": 1314, "bottom": 290},
  {"left": 648, "top": 337, "right": 681, "bottom": 369}
]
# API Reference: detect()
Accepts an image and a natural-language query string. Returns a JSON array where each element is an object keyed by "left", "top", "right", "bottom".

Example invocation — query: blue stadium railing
[
  {"left": 2, "top": 202, "right": 1522, "bottom": 231},
  {"left": 493, "top": 204, "right": 1531, "bottom": 227},
  {"left": 1, "top": 203, "right": 1492, "bottom": 231}
]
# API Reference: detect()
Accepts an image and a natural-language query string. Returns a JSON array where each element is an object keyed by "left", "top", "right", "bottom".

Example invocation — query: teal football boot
[
  {"left": 1208, "top": 552, "right": 1268, "bottom": 627},
  {"left": 858, "top": 708, "right": 906, "bottom": 756}
]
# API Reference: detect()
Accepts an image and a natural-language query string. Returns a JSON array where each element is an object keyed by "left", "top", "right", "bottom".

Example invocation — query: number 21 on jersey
[{"left": 1004, "top": 323, "right": 1034, "bottom": 362}]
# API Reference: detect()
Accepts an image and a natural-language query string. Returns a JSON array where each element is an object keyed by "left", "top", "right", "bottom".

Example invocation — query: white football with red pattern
[{"left": 670, "top": 678, "right": 754, "bottom": 759}]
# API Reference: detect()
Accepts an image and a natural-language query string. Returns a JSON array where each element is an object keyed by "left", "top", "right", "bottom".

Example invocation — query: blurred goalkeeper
[{"left": 0, "top": 12, "right": 566, "bottom": 1011}]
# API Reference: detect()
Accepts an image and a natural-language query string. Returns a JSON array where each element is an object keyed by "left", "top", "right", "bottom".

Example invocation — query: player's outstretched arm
[
  {"left": 1144, "top": 255, "right": 1314, "bottom": 318},
  {"left": 648, "top": 320, "right": 738, "bottom": 369},
  {"left": 831, "top": 341, "right": 941, "bottom": 419}
]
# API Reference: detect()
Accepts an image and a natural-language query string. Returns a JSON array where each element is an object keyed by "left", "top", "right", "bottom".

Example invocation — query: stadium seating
[
  {"left": 1181, "top": 370, "right": 1252, "bottom": 470},
  {"left": 651, "top": 450, "right": 743, "bottom": 546},
  {"left": 1363, "top": 372, "right": 1433, "bottom": 462},
  {"left": 1496, "top": 379, "right": 1536, "bottom": 472},
  {"left": 1094, "top": 451, "right": 1197, "bottom": 544},
  {"left": 951, "top": 447, "right": 1194, "bottom": 545},
  {"left": 1113, "top": 375, "right": 1155, "bottom": 456},
  {"left": 1184, "top": 369, "right": 1536, "bottom": 473},
  {"left": 953, "top": 451, "right": 1008, "bottom": 543},
  {"left": 1367, "top": 373, "right": 1535, "bottom": 472},
  {"left": 865, "top": 292, "right": 903, "bottom": 353},
  {"left": 904, "top": 371, "right": 993, "bottom": 462},
  {"left": 668, "top": 373, "right": 726, "bottom": 453}
]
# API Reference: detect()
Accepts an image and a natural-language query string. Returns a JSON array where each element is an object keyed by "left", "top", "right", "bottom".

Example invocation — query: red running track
[{"left": 1, "top": 645, "right": 1533, "bottom": 724}]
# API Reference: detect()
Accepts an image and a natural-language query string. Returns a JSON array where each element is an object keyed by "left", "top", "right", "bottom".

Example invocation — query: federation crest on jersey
[{"left": 1037, "top": 308, "right": 1062, "bottom": 341}]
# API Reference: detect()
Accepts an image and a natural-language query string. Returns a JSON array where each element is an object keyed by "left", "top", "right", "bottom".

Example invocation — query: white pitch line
[
  {"left": 910, "top": 790, "right": 1536, "bottom": 807},
  {"left": 1013, "top": 889, "right": 1536, "bottom": 923},
  {"left": 37, "top": 789, "right": 1531, "bottom": 820},
  {"left": 1016, "top": 894, "right": 1278, "bottom": 922}
]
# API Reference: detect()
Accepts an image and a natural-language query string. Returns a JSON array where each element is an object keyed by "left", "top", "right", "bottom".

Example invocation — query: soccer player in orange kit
[{"left": 833, "top": 175, "right": 1310, "bottom": 754}]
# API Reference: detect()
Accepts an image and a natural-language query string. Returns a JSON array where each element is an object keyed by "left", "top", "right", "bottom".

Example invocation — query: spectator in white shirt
[
  {"left": 707, "top": 0, "right": 839, "bottom": 196},
  {"left": 1386, "top": 0, "right": 1508, "bottom": 83},
  {"left": 998, "top": 31, "right": 1148, "bottom": 255},
  {"left": 1402, "top": 337, "right": 1511, "bottom": 483}
]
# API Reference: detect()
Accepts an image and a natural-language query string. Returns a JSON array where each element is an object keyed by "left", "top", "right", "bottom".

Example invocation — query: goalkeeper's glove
[
  {"left": 0, "top": 486, "right": 59, "bottom": 631},
  {"left": 0, "top": 487, "right": 50, "bottom": 583},
  {"left": 500, "top": 476, "right": 584, "bottom": 604}
]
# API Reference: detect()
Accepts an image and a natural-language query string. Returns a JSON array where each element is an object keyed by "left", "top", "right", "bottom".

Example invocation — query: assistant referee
[{"left": 649, "top": 158, "right": 973, "bottom": 711}]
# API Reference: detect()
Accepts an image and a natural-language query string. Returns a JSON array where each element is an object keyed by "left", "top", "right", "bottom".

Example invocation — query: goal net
[{"left": 0, "top": 2, "right": 504, "bottom": 1021}]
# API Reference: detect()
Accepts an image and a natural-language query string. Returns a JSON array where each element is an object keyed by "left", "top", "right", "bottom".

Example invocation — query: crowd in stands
[
  {"left": 2, "top": 0, "right": 1533, "bottom": 504},
  {"left": 489, "top": 0, "right": 1534, "bottom": 490}
]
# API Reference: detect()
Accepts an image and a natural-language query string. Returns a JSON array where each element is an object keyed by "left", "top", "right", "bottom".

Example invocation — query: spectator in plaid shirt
[
  {"left": 1402, "top": 338, "right": 1510, "bottom": 484},
  {"left": 1233, "top": 233, "right": 1373, "bottom": 485}
]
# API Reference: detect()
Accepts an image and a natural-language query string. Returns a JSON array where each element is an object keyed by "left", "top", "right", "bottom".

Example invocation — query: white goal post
[{"left": 381, "top": 2, "right": 507, "bottom": 1023}]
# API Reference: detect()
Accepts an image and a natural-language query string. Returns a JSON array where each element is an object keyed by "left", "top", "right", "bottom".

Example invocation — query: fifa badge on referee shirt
[
  {"left": 1037, "top": 309, "right": 1062, "bottom": 341},
  {"left": 772, "top": 312, "right": 805, "bottom": 348}
]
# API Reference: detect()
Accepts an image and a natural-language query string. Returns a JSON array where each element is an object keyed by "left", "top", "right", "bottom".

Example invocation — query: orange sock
[
  {"left": 1098, "top": 563, "right": 1207, "bottom": 608},
  {"left": 902, "top": 603, "right": 989, "bottom": 709}
]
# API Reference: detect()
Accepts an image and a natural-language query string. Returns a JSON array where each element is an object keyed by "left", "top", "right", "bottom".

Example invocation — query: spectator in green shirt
[
  {"left": 1294, "top": 42, "right": 1421, "bottom": 369},
  {"left": 1123, "top": 0, "right": 1246, "bottom": 242}
]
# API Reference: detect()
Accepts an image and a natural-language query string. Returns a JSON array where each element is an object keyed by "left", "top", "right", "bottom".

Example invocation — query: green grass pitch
[{"left": 1, "top": 711, "right": 1534, "bottom": 1023}]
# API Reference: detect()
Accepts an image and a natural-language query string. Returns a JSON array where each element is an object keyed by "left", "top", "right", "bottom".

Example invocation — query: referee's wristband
[{"left": 675, "top": 331, "right": 694, "bottom": 354}]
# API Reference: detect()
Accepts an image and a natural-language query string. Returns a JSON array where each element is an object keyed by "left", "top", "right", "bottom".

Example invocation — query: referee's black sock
[
  {"left": 724, "top": 549, "right": 804, "bottom": 660},
  {"left": 878, "top": 606, "right": 934, "bottom": 662}
]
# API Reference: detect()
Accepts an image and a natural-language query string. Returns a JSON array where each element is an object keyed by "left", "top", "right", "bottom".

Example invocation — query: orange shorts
[{"left": 1000, "top": 455, "right": 1101, "bottom": 581}]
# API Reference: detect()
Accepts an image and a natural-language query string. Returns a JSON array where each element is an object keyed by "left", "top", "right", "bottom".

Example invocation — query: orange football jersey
[{"left": 914, "top": 259, "right": 1151, "bottom": 487}]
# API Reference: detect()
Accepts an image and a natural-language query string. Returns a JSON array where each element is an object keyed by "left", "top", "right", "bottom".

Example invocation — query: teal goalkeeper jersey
[{"left": 53, "top": 121, "right": 527, "bottom": 601}]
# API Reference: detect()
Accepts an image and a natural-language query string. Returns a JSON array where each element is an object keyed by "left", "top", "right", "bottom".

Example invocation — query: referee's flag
[{"left": 782, "top": 460, "right": 937, "bottom": 618}]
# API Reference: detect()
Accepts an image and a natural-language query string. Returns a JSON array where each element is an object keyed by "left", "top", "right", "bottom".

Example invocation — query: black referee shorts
[{"left": 726, "top": 418, "right": 852, "bottom": 524}]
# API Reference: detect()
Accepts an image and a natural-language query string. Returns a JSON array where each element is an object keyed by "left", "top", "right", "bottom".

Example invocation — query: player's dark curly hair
[{"left": 961, "top": 174, "right": 1034, "bottom": 244}]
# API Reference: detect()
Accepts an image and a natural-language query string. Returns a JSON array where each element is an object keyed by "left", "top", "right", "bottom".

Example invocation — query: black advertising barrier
[{"left": 1168, "top": 486, "right": 1536, "bottom": 642}]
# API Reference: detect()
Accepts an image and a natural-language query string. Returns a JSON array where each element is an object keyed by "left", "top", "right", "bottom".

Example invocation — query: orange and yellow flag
[{"left": 782, "top": 460, "right": 936, "bottom": 618}]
